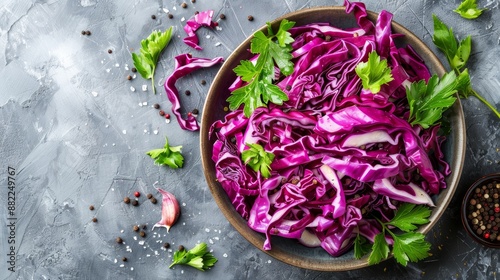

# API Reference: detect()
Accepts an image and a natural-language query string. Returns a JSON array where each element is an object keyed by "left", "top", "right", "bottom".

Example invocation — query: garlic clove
[{"left": 152, "top": 187, "right": 180, "bottom": 232}]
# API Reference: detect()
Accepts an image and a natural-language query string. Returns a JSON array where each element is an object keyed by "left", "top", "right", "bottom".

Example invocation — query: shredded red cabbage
[
  {"left": 183, "top": 10, "right": 217, "bottom": 50},
  {"left": 164, "top": 54, "right": 223, "bottom": 131},
  {"left": 210, "top": 0, "right": 450, "bottom": 257}
]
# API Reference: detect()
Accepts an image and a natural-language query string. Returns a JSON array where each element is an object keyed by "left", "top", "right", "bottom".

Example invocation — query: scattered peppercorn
[
  {"left": 85, "top": 30, "right": 91, "bottom": 36},
  {"left": 122, "top": 257, "right": 128, "bottom": 262},
  {"left": 153, "top": 103, "right": 160, "bottom": 109},
  {"left": 116, "top": 237, "right": 123, "bottom": 244},
  {"left": 178, "top": 245, "right": 185, "bottom": 251},
  {"left": 164, "top": 113, "right": 170, "bottom": 120},
  {"left": 108, "top": 49, "right": 113, "bottom": 54},
  {"left": 81, "top": 30, "right": 86, "bottom": 35},
  {"left": 131, "top": 67, "right": 137, "bottom": 73},
  {"left": 200, "top": 79, "right": 206, "bottom": 85},
  {"left": 150, "top": 197, "right": 158, "bottom": 204},
  {"left": 126, "top": 75, "right": 132, "bottom": 80},
  {"left": 191, "top": 0, "right": 195, "bottom": 3},
  {"left": 147, "top": 193, "right": 153, "bottom": 199},
  {"left": 89, "top": 205, "right": 95, "bottom": 211},
  {"left": 247, "top": 15, "right": 254, "bottom": 21},
  {"left": 181, "top": 2, "right": 187, "bottom": 8},
  {"left": 134, "top": 191, "right": 141, "bottom": 198},
  {"left": 163, "top": 242, "right": 170, "bottom": 248},
  {"left": 139, "top": 231, "right": 146, "bottom": 237},
  {"left": 219, "top": 14, "right": 226, "bottom": 20},
  {"left": 192, "top": 108, "right": 199, "bottom": 115},
  {"left": 185, "top": 90, "right": 191, "bottom": 96},
  {"left": 133, "top": 225, "right": 140, "bottom": 232},
  {"left": 285, "top": 85, "right": 292, "bottom": 91},
  {"left": 123, "top": 197, "right": 131, "bottom": 204},
  {"left": 159, "top": 110, "right": 165, "bottom": 116},
  {"left": 92, "top": 217, "right": 98, "bottom": 223},
  {"left": 151, "top": 14, "right": 156, "bottom": 20},
  {"left": 131, "top": 199, "right": 139, "bottom": 206},
  {"left": 168, "top": 13, "right": 174, "bottom": 19}
]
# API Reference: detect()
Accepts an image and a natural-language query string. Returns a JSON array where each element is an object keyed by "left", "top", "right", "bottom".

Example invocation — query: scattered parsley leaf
[
  {"left": 391, "top": 232, "right": 431, "bottom": 266},
  {"left": 227, "top": 19, "right": 295, "bottom": 117},
  {"left": 433, "top": 15, "right": 500, "bottom": 118},
  {"left": 353, "top": 234, "right": 372, "bottom": 260},
  {"left": 406, "top": 72, "right": 458, "bottom": 129},
  {"left": 241, "top": 143, "right": 275, "bottom": 178},
  {"left": 146, "top": 137, "right": 184, "bottom": 168},
  {"left": 132, "top": 27, "right": 173, "bottom": 94},
  {"left": 355, "top": 203, "right": 432, "bottom": 266},
  {"left": 386, "top": 203, "right": 432, "bottom": 232},
  {"left": 454, "top": 0, "right": 486, "bottom": 19},
  {"left": 368, "top": 233, "right": 390, "bottom": 265},
  {"left": 169, "top": 243, "right": 217, "bottom": 271},
  {"left": 355, "top": 51, "right": 394, "bottom": 94}
]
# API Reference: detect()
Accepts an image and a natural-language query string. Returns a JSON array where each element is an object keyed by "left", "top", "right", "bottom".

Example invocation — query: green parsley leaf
[
  {"left": 391, "top": 232, "right": 431, "bottom": 266},
  {"left": 454, "top": 0, "right": 486, "bottom": 19},
  {"left": 227, "top": 19, "right": 295, "bottom": 117},
  {"left": 146, "top": 137, "right": 184, "bottom": 168},
  {"left": 132, "top": 27, "right": 173, "bottom": 94},
  {"left": 368, "top": 233, "right": 390, "bottom": 265},
  {"left": 387, "top": 203, "right": 432, "bottom": 232},
  {"left": 406, "top": 72, "right": 458, "bottom": 129},
  {"left": 355, "top": 51, "right": 394, "bottom": 94},
  {"left": 169, "top": 242, "right": 217, "bottom": 271},
  {"left": 433, "top": 15, "right": 500, "bottom": 118},
  {"left": 353, "top": 234, "right": 372, "bottom": 260},
  {"left": 241, "top": 143, "right": 275, "bottom": 178}
]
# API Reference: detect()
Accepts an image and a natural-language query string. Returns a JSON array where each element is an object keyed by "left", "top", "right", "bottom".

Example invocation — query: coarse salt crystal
[
  {"left": 205, "top": 228, "right": 210, "bottom": 233},
  {"left": 120, "top": 264, "right": 125, "bottom": 268},
  {"left": 139, "top": 240, "right": 145, "bottom": 245},
  {"left": 181, "top": 17, "right": 185, "bottom": 22},
  {"left": 209, "top": 239, "right": 214, "bottom": 244},
  {"left": 165, "top": 119, "right": 171, "bottom": 124},
  {"left": 91, "top": 91, "right": 98, "bottom": 97},
  {"left": 106, "top": 68, "right": 111, "bottom": 73},
  {"left": 133, "top": 236, "right": 137, "bottom": 240},
  {"left": 130, "top": 86, "right": 136, "bottom": 92},
  {"left": 215, "top": 42, "right": 221, "bottom": 47},
  {"left": 142, "top": 85, "right": 148, "bottom": 91},
  {"left": 206, "top": 35, "right": 211, "bottom": 39},
  {"left": 125, "top": 64, "right": 129, "bottom": 70},
  {"left": 130, "top": 267, "right": 134, "bottom": 271},
  {"left": 115, "top": 63, "right": 120, "bottom": 67},
  {"left": 182, "top": 202, "right": 186, "bottom": 206},
  {"left": 223, "top": 253, "right": 228, "bottom": 258},
  {"left": 214, "top": 237, "right": 219, "bottom": 240},
  {"left": 153, "top": 129, "right": 159, "bottom": 135},
  {"left": 142, "top": 102, "right": 147, "bottom": 106},
  {"left": 163, "top": 8, "right": 169, "bottom": 13},
  {"left": 122, "top": 130, "right": 127, "bottom": 134}
]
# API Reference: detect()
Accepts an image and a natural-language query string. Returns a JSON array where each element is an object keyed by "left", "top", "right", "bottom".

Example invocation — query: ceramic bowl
[
  {"left": 461, "top": 173, "right": 500, "bottom": 248},
  {"left": 200, "top": 6, "right": 466, "bottom": 271}
]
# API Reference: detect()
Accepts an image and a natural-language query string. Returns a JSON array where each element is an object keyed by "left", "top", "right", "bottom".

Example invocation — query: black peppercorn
[
  {"left": 163, "top": 242, "right": 170, "bottom": 248},
  {"left": 159, "top": 110, "right": 165, "bottom": 116},
  {"left": 153, "top": 103, "right": 160, "bottom": 109},
  {"left": 122, "top": 257, "right": 128, "bottom": 262},
  {"left": 108, "top": 49, "right": 112, "bottom": 54},
  {"left": 133, "top": 225, "right": 140, "bottom": 232},
  {"left": 168, "top": 13, "right": 173, "bottom": 19},
  {"left": 247, "top": 15, "right": 254, "bottom": 21},
  {"left": 200, "top": 79, "right": 206, "bottom": 85},
  {"left": 178, "top": 245, "right": 185, "bottom": 251},
  {"left": 85, "top": 30, "right": 91, "bottom": 36},
  {"left": 185, "top": 90, "right": 191, "bottom": 96},
  {"left": 147, "top": 193, "right": 153, "bottom": 199},
  {"left": 92, "top": 217, "right": 98, "bottom": 223},
  {"left": 123, "top": 197, "right": 131, "bottom": 204},
  {"left": 131, "top": 67, "right": 137, "bottom": 73},
  {"left": 89, "top": 205, "right": 95, "bottom": 211},
  {"left": 220, "top": 14, "right": 226, "bottom": 20},
  {"left": 81, "top": 30, "right": 86, "bottom": 35},
  {"left": 126, "top": 75, "right": 132, "bottom": 80},
  {"left": 192, "top": 109, "right": 199, "bottom": 115},
  {"left": 181, "top": 2, "right": 187, "bottom": 8},
  {"left": 151, "top": 15, "right": 156, "bottom": 20},
  {"left": 116, "top": 237, "right": 123, "bottom": 244},
  {"left": 131, "top": 199, "right": 139, "bottom": 206},
  {"left": 139, "top": 231, "right": 146, "bottom": 237},
  {"left": 150, "top": 197, "right": 157, "bottom": 204}
]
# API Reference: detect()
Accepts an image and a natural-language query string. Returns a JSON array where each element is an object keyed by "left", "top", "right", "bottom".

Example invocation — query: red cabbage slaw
[{"left": 209, "top": 1, "right": 450, "bottom": 257}]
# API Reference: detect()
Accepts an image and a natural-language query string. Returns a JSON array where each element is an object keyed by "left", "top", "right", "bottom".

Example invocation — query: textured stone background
[{"left": 0, "top": 0, "right": 499, "bottom": 279}]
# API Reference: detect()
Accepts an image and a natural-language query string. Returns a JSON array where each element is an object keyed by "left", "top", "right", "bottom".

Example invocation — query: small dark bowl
[
  {"left": 461, "top": 173, "right": 500, "bottom": 248},
  {"left": 201, "top": 6, "right": 466, "bottom": 271}
]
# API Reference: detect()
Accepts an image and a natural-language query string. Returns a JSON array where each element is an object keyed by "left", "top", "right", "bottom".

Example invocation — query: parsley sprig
[
  {"left": 241, "top": 143, "right": 275, "bottom": 178},
  {"left": 432, "top": 15, "right": 500, "bottom": 118},
  {"left": 169, "top": 242, "right": 218, "bottom": 271},
  {"left": 132, "top": 27, "right": 173, "bottom": 94},
  {"left": 227, "top": 19, "right": 295, "bottom": 117},
  {"left": 454, "top": 0, "right": 486, "bottom": 19},
  {"left": 354, "top": 203, "right": 432, "bottom": 266},
  {"left": 355, "top": 51, "right": 394, "bottom": 94},
  {"left": 146, "top": 137, "right": 184, "bottom": 168}
]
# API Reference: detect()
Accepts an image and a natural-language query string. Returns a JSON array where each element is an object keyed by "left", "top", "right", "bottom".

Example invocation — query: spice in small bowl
[{"left": 461, "top": 173, "right": 500, "bottom": 248}]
